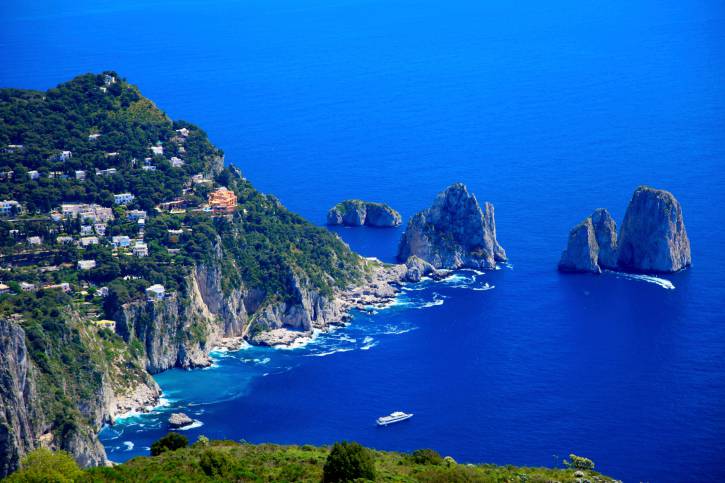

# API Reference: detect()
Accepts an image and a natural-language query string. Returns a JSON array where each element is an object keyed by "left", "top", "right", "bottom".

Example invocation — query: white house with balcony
[
  {"left": 145, "top": 284, "right": 165, "bottom": 301},
  {"left": 114, "top": 193, "right": 135, "bottom": 205}
]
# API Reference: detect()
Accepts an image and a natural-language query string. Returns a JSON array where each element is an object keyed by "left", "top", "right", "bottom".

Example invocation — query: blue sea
[{"left": 2, "top": 1, "right": 725, "bottom": 481}]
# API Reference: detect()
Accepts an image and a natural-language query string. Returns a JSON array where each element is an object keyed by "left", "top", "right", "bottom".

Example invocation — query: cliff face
[
  {"left": 327, "top": 200, "right": 402, "bottom": 227},
  {"left": 397, "top": 183, "right": 506, "bottom": 269},
  {"left": 558, "top": 187, "right": 691, "bottom": 274},
  {"left": 0, "top": 319, "right": 40, "bottom": 478},
  {"left": 617, "top": 186, "right": 691, "bottom": 272},
  {"left": 0, "top": 317, "right": 160, "bottom": 477}
]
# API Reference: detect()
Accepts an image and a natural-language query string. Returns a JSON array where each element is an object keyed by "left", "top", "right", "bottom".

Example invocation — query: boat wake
[{"left": 607, "top": 271, "right": 675, "bottom": 290}]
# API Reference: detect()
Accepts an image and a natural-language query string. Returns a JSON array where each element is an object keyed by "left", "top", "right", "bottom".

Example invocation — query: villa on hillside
[
  {"left": 208, "top": 187, "right": 237, "bottom": 215},
  {"left": 114, "top": 193, "right": 135, "bottom": 205}
]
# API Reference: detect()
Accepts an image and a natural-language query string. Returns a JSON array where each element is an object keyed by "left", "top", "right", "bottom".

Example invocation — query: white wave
[
  {"left": 471, "top": 283, "right": 495, "bottom": 291},
  {"left": 608, "top": 271, "right": 675, "bottom": 290},
  {"left": 253, "top": 357, "right": 271, "bottom": 365},
  {"left": 360, "top": 336, "right": 378, "bottom": 350},
  {"left": 123, "top": 441, "right": 134, "bottom": 451},
  {"left": 461, "top": 268, "right": 486, "bottom": 276},
  {"left": 202, "top": 363, "right": 220, "bottom": 370},
  {"left": 306, "top": 347, "right": 354, "bottom": 357},
  {"left": 401, "top": 285, "right": 427, "bottom": 291},
  {"left": 274, "top": 329, "right": 322, "bottom": 350},
  {"left": 381, "top": 326, "right": 417, "bottom": 335},
  {"left": 176, "top": 420, "right": 204, "bottom": 431}
]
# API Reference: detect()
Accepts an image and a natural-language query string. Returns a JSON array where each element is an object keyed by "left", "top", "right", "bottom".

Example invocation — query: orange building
[{"left": 208, "top": 187, "right": 237, "bottom": 215}]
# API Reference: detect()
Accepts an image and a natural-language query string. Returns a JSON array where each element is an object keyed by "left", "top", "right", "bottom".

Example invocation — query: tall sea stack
[
  {"left": 558, "top": 186, "right": 691, "bottom": 274},
  {"left": 617, "top": 186, "right": 691, "bottom": 273},
  {"left": 397, "top": 183, "right": 506, "bottom": 269}
]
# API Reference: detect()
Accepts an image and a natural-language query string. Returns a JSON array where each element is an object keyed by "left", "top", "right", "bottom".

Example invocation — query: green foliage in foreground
[
  {"left": 9, "top": 439, "right": 617, "bottom": 482},
  {"left": 149, "top": 432, "right": 188, "bottom": 456},
  {"left": 323, "top": 441, "right": 375, "bottom": 482}
]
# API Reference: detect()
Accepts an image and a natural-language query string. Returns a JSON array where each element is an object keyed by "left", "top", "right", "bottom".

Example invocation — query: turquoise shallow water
[{"left": 2, "top": 1, "right": 725, "bottom": 481}]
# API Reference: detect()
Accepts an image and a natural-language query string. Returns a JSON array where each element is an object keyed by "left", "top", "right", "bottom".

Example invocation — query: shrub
[
  {"left": 198, "top": 449, "right": 232, "bottom": 477},
  {"left": 194, "top": 435, "right": 210, "bottom": 448},
  {"left": 150, "top": 432, "right": 188, "bottom": 456},
  {"left": 564, "top": 453, "right": 595, "bottom": 470},
  {"left": 444, "top": 456, "right": 457, "bottom": 467},
  {"left": 5, "top": 448, "right": 83, "bottom": 482},
  {"left": 410, "top": 449, "right": 444, "bottom": 465},
  {"left": 322, "top": 441, "right": 376, "bottom": 482}
]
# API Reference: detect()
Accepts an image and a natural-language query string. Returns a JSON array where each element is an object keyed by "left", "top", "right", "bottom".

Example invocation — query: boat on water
[{"left": 376, "top": 411, "right": 413, "bottom": 426}]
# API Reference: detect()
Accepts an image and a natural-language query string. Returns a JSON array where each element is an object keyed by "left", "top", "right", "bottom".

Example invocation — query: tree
[
  {"left": 410, "top": 449, "right": 443, "bottom": 465},
  {"left": 150, "top": 432, "right": 188, "bottom": 456},
  {"left": 5, "top": 448, "right": 83, "bottom": 482},
  {"left": 322, "top": 441, "right": 375, "bottom": 482}
]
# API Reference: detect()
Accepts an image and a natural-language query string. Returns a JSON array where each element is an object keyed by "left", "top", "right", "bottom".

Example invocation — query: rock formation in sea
[
  {"left": 558, "top": 217, "right": 601, "bottom": 273},
  {"left": 617, "top": 186, "right": 691, "bottom": 273},
  {"left": 558, "top": 186, "right": 690, "bottom": 274},
  {"left": 168, "top": 413, "right": 193, "bottom": 428},
  {"left": 327, "top": 200, "right": 402, "bottom": 227},
  {"left": 558, "top": 208, "right": 618, "bottom": 273},
  {"left": 397, "top": 183, "right": 506, "bottom": 269}
]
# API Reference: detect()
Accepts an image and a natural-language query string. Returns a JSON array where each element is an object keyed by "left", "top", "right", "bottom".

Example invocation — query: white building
[
  {"left": 96, "top": 168, "right": 117, "bottom": 177},
  {"left": 0, "top": 284, "right": 9, "bottom": 295},
  {"left": 94, "top": 223, "right": 107, "bottom": 236},
  {"left": 77, "top": 260, "right": 97, "bottom": 270},
  {"left": 58, "top": 150, "right": 72, "bottom": 161},
  {"left": 127, "top": 209, "right": 147, "bottom": 221},
  {"left": 80, "top": 225, "right": 93, "bottom": 236},
  {"left": 56, "top": 236, "right": 73, "bottom": 244},
  {"left": 170, "top": 157, "right": 184, "bottom": 168},
  {"left": 176, "top": 127, "right": 190, "bottom": 137},
  {"left": 61, "top": 204, "right": 114, "bottom": 223},
  {"left": 27, "top": 236, "right": 42, "bottom": 245},
  {"left": 0, "top": 200, "right": 20, "bottom": 217},
  {"left": 20, "top": 282, "right": 36, "bottom": 292},
  {"left": 88, "top": 133, "right": 101, "bottom": 141},
  {"left": 75, "top": 170, "right": 86, "bottom": 180},
  {"left": 145, "top": 284, "right": 165, "bottom": 301},
  {"left": 132, "top": 241, "right": 148, "bottom": 257},
  {"left": 28, "top": 170, "right": 40, "bottom": 180},
  {"left": 80, "top": 236, "right": 99, "bottom": 247},
  {"left": 114, "top": 193, "right": 135, "bottom": 205},
  {"left": 150, "top": 145, "right": 164, "bottom": 156},
  {"left": 111, "top": 235, "right": 131, "bottom": 248}
]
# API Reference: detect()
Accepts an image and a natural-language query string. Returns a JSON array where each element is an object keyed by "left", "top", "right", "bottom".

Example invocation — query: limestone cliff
[
  {"left": 327, "top": 200, "right": 402, "bottom": 227},
  {"left": 617, "top": 186, "right": 691, "bottom": 272},
  {"left": 0, "top": 317, "right": 160, "bottom": 478},
  {"left": 397, "top": 183, "right": 506, "bottom": 269}
]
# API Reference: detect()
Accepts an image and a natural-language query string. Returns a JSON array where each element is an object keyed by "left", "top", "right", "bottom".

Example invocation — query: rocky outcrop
[
  {"left": 558, "top": 208, "right": 618, "bottom": 273},
  {"left": 168, "top": 413, "right": 193, "bottom": 428},
  {"left": 404, "top": 255, "right": 447, "bottom": 282},
  {"left": 558, "top": 218, "right": 601, "bottom": 273},
  {"left": 617, "top": 186, "right": 691, "bottom": 273},
  {"left": 327, "top": 200, "right": 402, "bottom": 227},
  {"left": 397, "top": 183, "right": 506, "bottom": 269},
  {"left": 591, "top": 208, "right": 618, "bottom": 269},
  {"left": 558, "top": 186, "right": 691, "bottom": 274}
]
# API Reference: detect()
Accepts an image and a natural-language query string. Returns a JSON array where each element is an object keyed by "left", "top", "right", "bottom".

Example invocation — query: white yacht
[{"left": 376, "top": 411, "right": 413, "bottom": 426}]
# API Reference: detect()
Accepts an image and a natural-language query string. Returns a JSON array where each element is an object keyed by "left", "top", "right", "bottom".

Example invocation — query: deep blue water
[{"left": 3, "top": 1, "right": 725, "bottom": 481}]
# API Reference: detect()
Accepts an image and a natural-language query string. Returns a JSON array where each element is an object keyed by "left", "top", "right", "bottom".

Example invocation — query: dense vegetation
[
  {"left": 7, "top": 438, "right": 616, "bottom": 483},
  {"left": 0, "top": 72, "right": 365, "bottom": 477}
]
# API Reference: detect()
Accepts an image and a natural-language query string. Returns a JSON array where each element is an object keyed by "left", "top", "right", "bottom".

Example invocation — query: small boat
[{"left": 376, "top": 411, "right": 413, "bottom": 426}]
